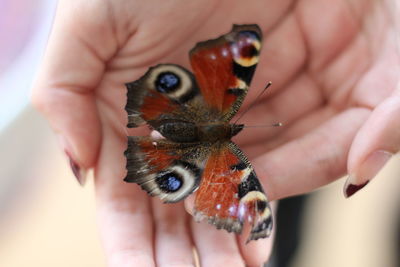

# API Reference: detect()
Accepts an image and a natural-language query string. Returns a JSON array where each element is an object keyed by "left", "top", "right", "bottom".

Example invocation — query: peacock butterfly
[{"left": 124, "top": 24, "right": 272, "bottom": 241}]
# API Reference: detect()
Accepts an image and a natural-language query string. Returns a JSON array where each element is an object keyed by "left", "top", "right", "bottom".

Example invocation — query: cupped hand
[{"left": 32, "top": 0, "right": 399, "bottom": 266}]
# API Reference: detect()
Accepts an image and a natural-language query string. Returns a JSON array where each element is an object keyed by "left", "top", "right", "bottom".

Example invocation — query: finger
[
  {"left": 95, "top": 129, "right": 155, "bottom": 267},
  {"left": 31, "top": 1, "right": 117, "bottom": 180},
  {"left": 186, "top": 197, "right": 245, "bottom": 266},
  {"left": 249, "top": 107, "right": 370, "bottom": 201},
  {"left": 237, "top": 201, "right": 277, "bottom": 267},
  {"left": 243, "top": 12, "right": 307, "bottom": 103},
  {"left": 185, "top": 186, "right": 274, "bottom": 266},
  {"left": 235, "top": 73, "right": 324, "bottom": 145},
  {"left": 152, "top": 200, "right": 195, "bottom": 267},
  {"left": 235, "top": 14, "right": 319, "bottom": 144},
  {"left": 191, "top": 219, "right": 245, "bottom": 267},
  {"left": 345, "top": 95, "right": 400, "bottom": 197},
  {"left": 243, "top": 104, "right": 336, "bottom": 157}
]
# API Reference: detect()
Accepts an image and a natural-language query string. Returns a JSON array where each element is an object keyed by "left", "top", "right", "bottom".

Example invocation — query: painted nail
[
  {"left": 66, "top": 150, "right": 87, "bottom": 186},
  {"left": 57, "top": 135, "right": 87, "bottom": 186},
  {"left": 344, "top": 179, "right": 369, "bottom": 198},
  {"left": 344, "top": 150, "right": 392, "bottom": 198}
]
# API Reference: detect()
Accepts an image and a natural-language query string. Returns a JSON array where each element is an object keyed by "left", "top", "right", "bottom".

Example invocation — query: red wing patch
[
  {"left": 193, "top": 142, "right": 273, "bottom": 241},
  {"left": 140, "top": 92, "right": 179, "bottom": 123},
  {"left": 190, "top": 42, "right": 238, "bottom": 112},
  {"left": 134, "top": 137, "right": 180, "bottom": 171},
  {"left": 193, "top": 143, "right": 251, "bottom": 234},
  {"left": 190, "top": 24, "right": 262, "bottom": 120},
  {"left": 194, "top": 146, "right": 243, "bottom": 220}
]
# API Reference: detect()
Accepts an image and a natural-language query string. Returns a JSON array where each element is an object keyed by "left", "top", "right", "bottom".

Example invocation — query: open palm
[{"left": 33, "top": 0, "right": 399, "bottom": 266}]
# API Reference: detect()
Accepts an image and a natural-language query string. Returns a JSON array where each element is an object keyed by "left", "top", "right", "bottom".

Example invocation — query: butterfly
[{"left": 124, "top": 24, "right": 272, "bottom": 241}]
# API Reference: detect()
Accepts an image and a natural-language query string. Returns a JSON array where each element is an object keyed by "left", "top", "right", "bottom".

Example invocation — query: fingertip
[
  {"left": 346, "top": 97, "right": 400, "bottom": 196},
  {"left": 33, "top": 88, "right": 102, "bottom": 170},
  {"left": 238, "top": 226, "right": 275, "bottom": 267},
  {"left": 238, "top": 201, "right": 276, "bottom": 266},
  {"left": 343, "top": 177, "right": 369, "bottom": 198},
  {"left": 65, "top": 146, "right": 88, "bottom": 186},
  {"left": 344, "top": 150, "right": 393, "bottom": 197},
  {"left": 348, "top": 97, "right": 400, "bottom": 171}
]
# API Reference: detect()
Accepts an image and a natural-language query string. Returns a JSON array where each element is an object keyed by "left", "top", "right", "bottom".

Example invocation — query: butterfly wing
[
  {"left": 124, "top": 136, "right": 210, "bottom": 203},
  {"left": 194, "top": 142, "right": 273, "bottom": 241},
  {"left": 190, "top": 24, "right": 262, "bottom": 121},
  {"left": 125, "top": 24, "right": 263, "bottom": 129},
  {"left": 125, "top": 64, "right": 201, "bottom": 128}
]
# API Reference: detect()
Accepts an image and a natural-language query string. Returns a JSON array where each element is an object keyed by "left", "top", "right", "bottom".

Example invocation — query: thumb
[{"left": 32, "top": 1, "right": 116, "bottom": 184}]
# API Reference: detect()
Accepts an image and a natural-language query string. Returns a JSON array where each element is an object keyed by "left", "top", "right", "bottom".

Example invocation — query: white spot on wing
[
  {"left": 228, "top": 205, "right": 236, "bottom": 215},
  {"left": 150, "top": 130, "right": 163, "bottom": 139},
  {"left": 238, "top": 204, "right": 247, "bottom": 220}
]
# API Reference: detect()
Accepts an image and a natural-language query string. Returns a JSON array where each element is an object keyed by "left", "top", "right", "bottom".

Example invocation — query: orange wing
[
  {"left": 193, "top": 142, "right": 272, "bottom": 242},
  {"left": 190, "top": 24, "right": 262, "bottom": 120}
]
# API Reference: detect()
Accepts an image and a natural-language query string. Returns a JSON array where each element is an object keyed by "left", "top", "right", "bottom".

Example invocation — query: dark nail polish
[
  {"left": 344, "top": 181, "right": 369, "bottom": 198},
  {"left": 66, "top": 151, "right": 86, "bottom": 186}
]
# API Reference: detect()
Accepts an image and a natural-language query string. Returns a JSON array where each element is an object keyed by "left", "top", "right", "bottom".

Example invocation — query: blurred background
[
  {"left": 0, "top": 0, "right": 105, "bottom": 266},
  {"left": 0, "top": 1, "right": 399, "bottom": 267}
]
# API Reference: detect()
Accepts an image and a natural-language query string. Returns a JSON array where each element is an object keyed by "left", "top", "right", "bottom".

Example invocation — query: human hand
[
  {"left": 237, "top": 0, "right": 399, "bottom": 200},
  {"left": 32, "top": 0, "right": 399, "bottom": 266}
]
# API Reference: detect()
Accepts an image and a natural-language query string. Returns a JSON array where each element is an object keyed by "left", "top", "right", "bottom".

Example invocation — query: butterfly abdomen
[
  {"left": 197, "top": 123, "right": 244, "bottom": 142},
  {"left": 156, "top": 121, "right": 244, "bottom": 143}
]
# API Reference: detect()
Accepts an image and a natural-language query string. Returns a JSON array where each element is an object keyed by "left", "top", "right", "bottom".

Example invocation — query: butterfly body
[
  {"left": 156, "top": 119, "right": 244, "bottom": 143},
  {"left": 124, "top": 24, "right": 273, "bottom": 241}
]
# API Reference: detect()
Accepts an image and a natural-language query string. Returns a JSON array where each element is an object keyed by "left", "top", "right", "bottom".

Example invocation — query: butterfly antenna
[
  {"left": 234, "top": 81, "right": 272, "bottom": 124},
  {"left": 243, "top": 122, "right": 283, "bottom": 128}
]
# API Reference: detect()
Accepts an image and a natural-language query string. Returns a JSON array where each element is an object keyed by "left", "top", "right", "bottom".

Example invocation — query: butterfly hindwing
[
  {"left": 190, "top": 24, "right": 262, "bottom": 121},
  {"left": 193, "top": 142, "right": 273, "bottom": 241}
]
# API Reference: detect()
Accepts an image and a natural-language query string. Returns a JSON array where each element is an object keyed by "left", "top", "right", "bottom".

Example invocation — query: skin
[{"left": 32, "top": 0, "right": 399, "bottom": 266}]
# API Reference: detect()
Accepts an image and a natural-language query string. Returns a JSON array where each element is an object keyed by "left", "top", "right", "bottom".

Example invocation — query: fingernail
[
  {"left": 344, "top": 178, "right": 369, "bottom": 198},
  {"left": 66, "top": 150, "right": 87, "bottom": 186},
  {"left": 58, "top": 135, "right": 87, "bottom": 186},
  {"left": 344, "top": 150, "right": 392, "bottom": 198}
]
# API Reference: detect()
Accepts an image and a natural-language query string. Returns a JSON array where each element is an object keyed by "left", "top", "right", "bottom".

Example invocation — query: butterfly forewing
[
  {"left": 125, "top": 64, "right": 200, "bottom": 128},
  {"left": 190, "top": 24, "right": 262, "bottom": 121}
]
